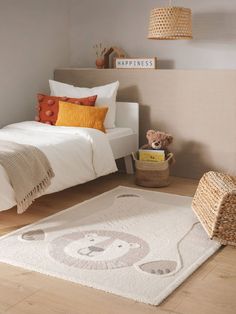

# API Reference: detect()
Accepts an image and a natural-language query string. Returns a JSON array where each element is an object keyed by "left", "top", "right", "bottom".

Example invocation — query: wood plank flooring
[{"left": 0, "top": 174, "right": 235, "bottom": 314}]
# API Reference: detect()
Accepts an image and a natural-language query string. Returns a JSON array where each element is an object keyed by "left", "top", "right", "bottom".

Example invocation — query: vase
[{"left": 95, "top": 58, "right": 105, "bottom": 69}]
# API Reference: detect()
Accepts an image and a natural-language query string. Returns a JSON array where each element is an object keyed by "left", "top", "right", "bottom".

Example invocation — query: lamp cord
[{"left": 169, "top": 0, "right": 173, "bottom": 6}]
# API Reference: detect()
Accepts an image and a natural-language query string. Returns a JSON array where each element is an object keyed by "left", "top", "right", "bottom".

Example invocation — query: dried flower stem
[{"left": 93, "top": 43, "right": 107, "bottom": 58}]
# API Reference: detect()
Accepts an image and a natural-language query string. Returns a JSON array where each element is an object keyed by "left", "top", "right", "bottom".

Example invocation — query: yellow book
[{"left": 139, "top": 149, "right": 165, "bottom": 162}]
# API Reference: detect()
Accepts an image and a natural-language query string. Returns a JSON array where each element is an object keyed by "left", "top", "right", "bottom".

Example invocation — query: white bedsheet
[
  {"left": 0, "top": 122, "right": 117, "bottom": 212},
  {"left": 106, "top": 127, "right": 133, "bottom": 140}
]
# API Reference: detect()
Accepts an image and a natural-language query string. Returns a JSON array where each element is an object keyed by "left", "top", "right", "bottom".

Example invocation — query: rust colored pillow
[{"left": 35, "top": 94, "right": 97, "bottom": 125}]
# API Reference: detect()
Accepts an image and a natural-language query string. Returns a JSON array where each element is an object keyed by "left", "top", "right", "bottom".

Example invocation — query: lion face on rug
[
  {"left": 48, "top": 229, "right": 150, "bottom": 270},
  {"left": 66, "top": 232, "right": 141, "bottom": 260}
]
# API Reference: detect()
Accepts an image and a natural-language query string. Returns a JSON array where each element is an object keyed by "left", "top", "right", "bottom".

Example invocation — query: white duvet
[{"left": 0, "top": 122, "right": 117, "bottom": 212}]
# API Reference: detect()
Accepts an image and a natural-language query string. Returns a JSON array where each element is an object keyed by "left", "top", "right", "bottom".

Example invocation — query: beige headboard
[{"left": 54, "top": 68, "right": 236, "bottom": 179}]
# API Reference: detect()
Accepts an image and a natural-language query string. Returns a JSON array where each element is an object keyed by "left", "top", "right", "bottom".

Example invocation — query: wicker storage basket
[
  {"left": 132, "top": 152, "right": 174, "bottom": 188},
  {"left": 192, "top": 171, "right": 236, "bottom": 246}
]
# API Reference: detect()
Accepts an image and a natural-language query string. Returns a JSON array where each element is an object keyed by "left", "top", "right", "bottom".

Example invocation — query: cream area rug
[{"left": 0, "top": 186, "right": 220, "bottom": 305}]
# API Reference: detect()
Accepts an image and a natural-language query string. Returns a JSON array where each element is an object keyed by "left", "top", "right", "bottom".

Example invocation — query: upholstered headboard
[{"left": 54, "top": 68, "right": 236, "bottom": 179}]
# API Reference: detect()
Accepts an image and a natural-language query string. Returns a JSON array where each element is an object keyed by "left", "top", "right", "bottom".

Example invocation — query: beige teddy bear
[{"left": 141, "top": 130, "right": 173, "bottom": 159}]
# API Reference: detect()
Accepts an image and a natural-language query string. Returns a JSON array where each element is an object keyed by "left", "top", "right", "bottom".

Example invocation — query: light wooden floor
[{"left": 0, "top": 174, "right": 235, "bottom": 314}]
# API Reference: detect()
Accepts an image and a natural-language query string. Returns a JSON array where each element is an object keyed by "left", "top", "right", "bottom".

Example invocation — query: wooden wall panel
[{"left": 55, "top": 68, "right": 236, "bottom": 179}]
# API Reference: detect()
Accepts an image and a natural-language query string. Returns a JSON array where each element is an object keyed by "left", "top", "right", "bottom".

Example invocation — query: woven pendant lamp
[{"left": 148, "top": 1, "right": 192, "bottom": 40}]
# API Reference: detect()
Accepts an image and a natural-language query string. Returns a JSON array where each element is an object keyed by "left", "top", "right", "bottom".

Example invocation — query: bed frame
[{"left": 111, "top": 102, "right": 139, "bottom": 174}]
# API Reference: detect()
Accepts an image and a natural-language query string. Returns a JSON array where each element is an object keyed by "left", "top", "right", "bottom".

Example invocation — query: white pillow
[{"left": 49, "top": 80, "right": 119, "bottom": 128}]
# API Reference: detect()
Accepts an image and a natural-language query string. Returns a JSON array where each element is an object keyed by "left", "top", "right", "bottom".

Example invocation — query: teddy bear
[{"left": 141, "top": 129, "right": 173, "bottom": 159}]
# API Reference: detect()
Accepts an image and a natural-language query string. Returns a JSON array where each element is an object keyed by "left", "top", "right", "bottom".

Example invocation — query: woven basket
[
  {"left": 192, "top": 171, "right": 236, "bottom": 246},
  {"left": 148, "top": 7, "right": 192, "bottom": 40},
  {"left": 132, "top": 152, "right": 174, "bottom": 188}
]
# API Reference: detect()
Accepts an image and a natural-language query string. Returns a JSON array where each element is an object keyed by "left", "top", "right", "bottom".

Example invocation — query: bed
[
  {"left": 108, "top": 101, "right": 139, "bottom": 173},
  {"left": 0, "top": 102, "right": 139, "bottom": 212}
]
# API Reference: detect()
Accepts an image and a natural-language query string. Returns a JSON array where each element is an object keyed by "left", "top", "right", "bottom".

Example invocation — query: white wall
[
  {"left": 69, "top": 0, "right": 236, "bottom": 69},
  {"left": 0, "top": 0, "right": 70, "bottom": 127},
  {"left": 1, "top": 0, "right": 236, "bottom": 127}
]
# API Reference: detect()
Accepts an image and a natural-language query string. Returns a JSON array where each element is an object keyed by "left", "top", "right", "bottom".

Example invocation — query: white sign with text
[{"left": 115, "top": 58, "right": 157, "bottom": 69}]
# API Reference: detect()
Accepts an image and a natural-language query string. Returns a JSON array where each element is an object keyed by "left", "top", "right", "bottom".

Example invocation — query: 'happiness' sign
[{"left": 115, "top": 58, "right": 157, "bottom": 69}]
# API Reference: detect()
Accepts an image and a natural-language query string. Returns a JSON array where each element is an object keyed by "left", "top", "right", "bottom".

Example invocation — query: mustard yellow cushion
[{"left": 56, "top": 101, "right": 108, "bottom": 132}]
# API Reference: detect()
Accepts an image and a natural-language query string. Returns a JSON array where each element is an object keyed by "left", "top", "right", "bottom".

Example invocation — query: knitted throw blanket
[{"left": 0, "top": 140, "right": 55, "bottom": 213}]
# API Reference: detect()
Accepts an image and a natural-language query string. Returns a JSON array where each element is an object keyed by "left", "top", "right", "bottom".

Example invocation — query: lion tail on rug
[{"left": 137, "top": 222, "right": 200, "bottom": 277}]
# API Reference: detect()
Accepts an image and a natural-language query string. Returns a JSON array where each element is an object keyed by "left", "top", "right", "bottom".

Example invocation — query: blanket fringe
[{"left": 17, "top": 168, "right": 55, "bottom": 214}]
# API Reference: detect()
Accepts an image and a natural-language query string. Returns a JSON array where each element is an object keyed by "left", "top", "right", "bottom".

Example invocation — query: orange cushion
[
  {"left": 56, "top": 101, "right": 108, "bottom": 133},
  {"left": 35, "top": 94, "right": 97, "bottom": 125}
]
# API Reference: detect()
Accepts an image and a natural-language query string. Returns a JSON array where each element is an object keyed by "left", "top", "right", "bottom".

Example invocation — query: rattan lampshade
[{"left": 148, "top": 7, "right": 192, "bottom": 40}]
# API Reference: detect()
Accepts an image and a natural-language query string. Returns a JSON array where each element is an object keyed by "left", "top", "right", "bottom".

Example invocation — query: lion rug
[{"left": 0, "top": 186, "right": 220, "bottom": 305}]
